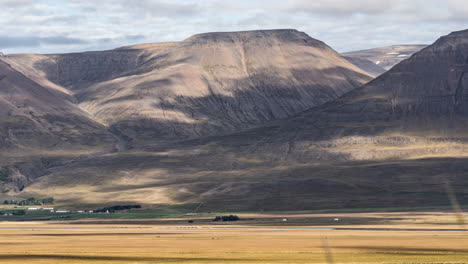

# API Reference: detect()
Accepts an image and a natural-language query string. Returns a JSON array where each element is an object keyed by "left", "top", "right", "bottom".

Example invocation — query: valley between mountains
[{"left": 1, "top": 29, "right": 467, "bottom": 211}]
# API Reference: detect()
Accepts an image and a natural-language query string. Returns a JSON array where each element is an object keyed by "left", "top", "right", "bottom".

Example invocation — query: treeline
[
  {"left": 0, "top": 210, "right": 25, "bottom": 216},
  {"left": 3, "top": 197, "right": 54, "bottom": 205},
  {"left": 95, "top": 204, "right": 141, "bottom": 213},
  {"left": 213, "top": 215, "right": 240, "bottom": 221}
]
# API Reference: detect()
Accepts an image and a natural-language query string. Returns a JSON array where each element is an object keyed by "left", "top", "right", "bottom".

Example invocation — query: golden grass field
[{"left": 0, "top": 212, "right": 467, "bottom": 264}]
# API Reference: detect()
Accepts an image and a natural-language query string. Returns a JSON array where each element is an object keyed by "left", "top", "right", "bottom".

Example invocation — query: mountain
[
  {"left": 18, "top": 29, "right": 468, "bottom": 210},
  {"left": 342, "top": 44, "right": 427, "bottom": 70},
  {"left": 343, "top": 56, "right": 386, "bottom": 77},
  {"left": 0, "top": 55, "right": 117, "bottom": 191},
  {"left": 8, "top": 30, "right": 372, "bottom": 147},
  {"left": 0, "top": 56, "right": 114, "bottom": 152},
  {"left": 1, "top": 29, "right": 372, "bottom": 195},
  {"left": 6, "top": 42, "right": 177, "bottom": 90}
]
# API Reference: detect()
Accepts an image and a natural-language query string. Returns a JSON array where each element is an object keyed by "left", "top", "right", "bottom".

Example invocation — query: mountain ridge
[
  {"left": 7, "top": 29, "right": 372, "bottom": 148},
  {"left": 17, "top": 29, "right": 468, "bottom": 209},
  {"left": 342, "top": 44, "right": 428, "bottom": 70},
  {"left": 1, "top": 29, "right": 372, "bottom": 196}
]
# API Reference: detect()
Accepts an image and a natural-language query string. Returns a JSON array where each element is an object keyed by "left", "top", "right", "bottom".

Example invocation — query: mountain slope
[
  {"left": 9, "top": 30, "right": 372, "bottom": 147},
  {"left": 343, "top": 44, "right": 427, "bottom": 70},
  {"left": 343, "top": 56, "right": 386, "bottom": 77},
  {"left": 0, "top": 55, "right": 116, "bottom": 191},
  {"left": 79, "top": 30, "right": 372, "bottom": 145},
  {"left": 6, "top": 42, "right": 177, "bottom": 90},
  {"left": 205, "top": 29, "right": 468, "bottom": 162},
  {"left": 0, "top": 56, "right": 114, "bottom": 152},
  {"left": 1, "top": 29, "right": 373, "bottom": 197},
  {"left": 21, "top": 30, "right": 468, "bottom": 210}
]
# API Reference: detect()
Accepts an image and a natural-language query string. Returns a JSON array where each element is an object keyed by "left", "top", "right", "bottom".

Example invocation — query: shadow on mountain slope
[{"left": 89, "top": 66, "right": 371, "bottom": 148}]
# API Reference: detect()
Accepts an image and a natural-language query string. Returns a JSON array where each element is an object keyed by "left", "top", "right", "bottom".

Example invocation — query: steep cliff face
[{"left": 77, "top": 30, "right": 372, "bottom": 145}]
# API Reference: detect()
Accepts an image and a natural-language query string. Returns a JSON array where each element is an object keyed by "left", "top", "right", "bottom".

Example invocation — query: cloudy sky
[{"left": 1, "top": 0, "right": 468, "bottom": 54}]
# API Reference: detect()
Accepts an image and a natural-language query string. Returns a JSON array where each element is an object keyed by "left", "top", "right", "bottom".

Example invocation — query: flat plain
[{"left": 0, "top": 211, "right": 467, "bottom": 264}]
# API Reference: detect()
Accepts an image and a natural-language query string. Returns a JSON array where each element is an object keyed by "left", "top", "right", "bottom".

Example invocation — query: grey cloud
[
  {"left": 42, "top": 36, "right": 88, "bottom": 45},
  {"left": 281, "top": 0, "right": 468, "bottom": 23},
  {"left": 283, "top": 0, "right": 402, "bottom": 15},
  {"left": 125, "top": 34, "right": 145, "bottom": 41},
  {"left": 81, "top": 7, "right": 97, "bottom": 13},
  {"left": 0, "top": 36, "right": 41, "bottom": 48},
  {"left": 1, "top": 0, "right": 51, "bottom": 15},
  {"left": 97, "top": 38, "right": 113, "bottom": 44},
  {"left": 1, "top": 0, "right": 41, "bottom": 9},
  {"left": 93, "top": 35, "right": 146, "bottom": 45},
  {"left": 41, "top": 15, "right": 86, "bottom": 24},
  {"left": 1, "top": 0, "right": 468, "bottom": 54},
  {"left": 114, "top": 0, "right": 203, "bottom": 17},
  {"left": 98, "top": 34, "right": 145, "bottom": 41},
  {"left": 0, "top": 36, "right": 87, "bottom": 48}
]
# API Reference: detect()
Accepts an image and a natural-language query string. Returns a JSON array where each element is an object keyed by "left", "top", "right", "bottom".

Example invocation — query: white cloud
[{"left": 0, "top": 0, "right": 467, "bottom": 54}]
